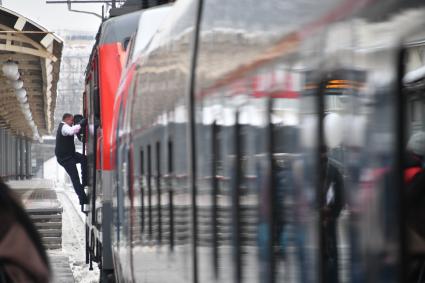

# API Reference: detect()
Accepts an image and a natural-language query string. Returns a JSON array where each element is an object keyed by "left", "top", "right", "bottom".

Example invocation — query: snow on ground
[
  {"left": 57, "top": 185, "right": 99, "bottom": 283},
  {"left": 44, "top": 156, "right": 100, "bottom": 282}
]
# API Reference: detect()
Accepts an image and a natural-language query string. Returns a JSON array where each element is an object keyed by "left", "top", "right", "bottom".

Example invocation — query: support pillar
[
  {"left": 14, "top": 135, "right": 19, "bottom": 180},
  {"left": 10, "top": 134, "right": 13, "bottom": 180},
  {"left": 5, "top": 130, "right": 10, "bottom": 181},
  {"left": 20, "top": 137, "right": 25, "bottom": 179},
  {"left": 26, "top": 139, "right": 32, "bottom": 179},
  {"left": 0, "top": 128, "right": 4, "bottom": 179}
]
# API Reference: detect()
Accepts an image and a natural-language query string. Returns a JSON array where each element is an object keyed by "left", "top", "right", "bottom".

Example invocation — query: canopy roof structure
[{"left": 0, "top": 6, "right": 63, "bottom": 140}]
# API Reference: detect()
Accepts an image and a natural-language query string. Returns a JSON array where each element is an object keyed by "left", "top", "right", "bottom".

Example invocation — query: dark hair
[{"left": 62, "top": 113, "right": 73, "bottom": 120}]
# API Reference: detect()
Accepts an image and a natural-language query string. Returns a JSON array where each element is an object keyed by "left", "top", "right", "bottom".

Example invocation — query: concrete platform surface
[{"left": 6, "top": 179, "right": 75, "bottom": 282}]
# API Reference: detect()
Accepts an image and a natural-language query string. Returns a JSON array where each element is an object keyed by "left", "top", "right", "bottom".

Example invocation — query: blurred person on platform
[
  {"left": 405, "top": 131, "right": 425, "bottom": 281},
  {"left": 0, "top": 177, "right": 50, "bottom": 283}
]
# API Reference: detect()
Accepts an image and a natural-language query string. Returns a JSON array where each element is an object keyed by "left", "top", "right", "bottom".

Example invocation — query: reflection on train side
[{"left": 106, "top": 1, "right": 425, "bottom": 283}]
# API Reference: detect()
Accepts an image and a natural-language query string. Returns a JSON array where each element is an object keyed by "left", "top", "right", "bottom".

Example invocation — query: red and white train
[{"left": 82, "top": 0, "right": 425, "bottom": 282}]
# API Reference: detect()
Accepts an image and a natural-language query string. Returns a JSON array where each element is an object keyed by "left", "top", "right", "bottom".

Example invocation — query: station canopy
[{"left": 0, "top": 6, "right": 62, "bottom": 140}]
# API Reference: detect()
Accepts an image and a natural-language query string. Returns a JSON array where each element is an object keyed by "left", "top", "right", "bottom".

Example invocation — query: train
[{"left": 81, "top": 0, "right": 425, "bottom": 282}]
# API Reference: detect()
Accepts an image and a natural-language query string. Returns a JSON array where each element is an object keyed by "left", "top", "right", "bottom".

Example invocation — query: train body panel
[
  {"left": 116, "top": 0, "right": 201, "bottom": 282},
  {"left": 98, "top": 43, "right": 125, "bottom": 171},
  {"left": 83, "top": 10, "right": 142, "bottom": 279},
  {"left": 84, "top": 0, "right": 425, "bottom": 282},
  {"left": 110, "top": 4, "right": 176, "bottom": 282}
]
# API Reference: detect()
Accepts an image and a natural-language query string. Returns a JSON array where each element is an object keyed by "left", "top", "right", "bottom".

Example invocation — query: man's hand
[{"left": 78, "top": 118, "right": 87, "bottom": 127}]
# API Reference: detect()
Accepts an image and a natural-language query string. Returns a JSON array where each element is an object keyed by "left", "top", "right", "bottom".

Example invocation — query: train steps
[
  {"left": 16, "top": 188, "right": 64, "bottom": 250},
  {"left": 29, "top": 207, "right": 63, "bottom": 250}
]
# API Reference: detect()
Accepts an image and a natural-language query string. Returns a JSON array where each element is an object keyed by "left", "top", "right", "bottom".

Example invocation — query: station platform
[{"left": 7, "top": 179, "right": 75, "bottom": 283}]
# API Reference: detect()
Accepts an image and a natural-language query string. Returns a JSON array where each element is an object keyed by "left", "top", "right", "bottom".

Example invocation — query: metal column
[
  {"left": 5, "top": 130, "right": 10, "bottom": 181},
  {"left": 14, "top": 135, "right": 19, "bottom": 180},
  {"left": 0, "top": 128, "right": 3, "bottom": 178},
  {"left": 0, "top": 129, "right": 4, "bottom": 179},
  {"left": 9, "top": 133, "right": 13, "bottom": 180},
  {"left": 20, "top": 137, "right": 25, "bottom": 179},
  {"left": 26, "top": 139, "right": 32, "bottom": 178}
]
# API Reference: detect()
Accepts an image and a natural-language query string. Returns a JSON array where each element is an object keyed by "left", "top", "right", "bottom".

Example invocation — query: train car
[
  {"left": 109, "top": 4, "right": 173, "bottom": 281},
  {"left": 82, "top": 10, "right": 142, "bottom": 280},
  {"left": 112, "top": 0, "right": 425, "bottom": 282}
]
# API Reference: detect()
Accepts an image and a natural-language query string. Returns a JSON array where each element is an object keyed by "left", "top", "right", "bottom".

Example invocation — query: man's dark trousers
[{"left": 57, "top": 152, "right": 87, "bottom": 204}]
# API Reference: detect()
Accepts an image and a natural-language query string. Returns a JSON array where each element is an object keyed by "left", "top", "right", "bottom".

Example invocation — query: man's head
[
  {"left": 62, "top": 113, "right": 74, "bottom": 126},
  {"left": 407, "top": 131, "right": 425, "bottom": 158}
]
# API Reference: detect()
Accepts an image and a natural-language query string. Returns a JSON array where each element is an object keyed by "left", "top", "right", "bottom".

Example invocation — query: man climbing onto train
[{"left": 55, "top": 113, "right": 88, "bottom": 207}]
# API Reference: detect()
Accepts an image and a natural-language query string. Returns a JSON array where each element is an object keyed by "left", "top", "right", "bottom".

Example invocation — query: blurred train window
[
  {"left": 93, "top": 64, "right": 101, "bottom": 121},
  {"left": 147, "top": 145, "right": 152, "bottom": 240},
  {"left": 156, "top": 141, "right": 162, "bottom": 244},
  {"left": 168, "top": 140, "right": 174, "bottom": 251},
  {"left": 123, "top": 36, "right": 131, "bottom": 51}
]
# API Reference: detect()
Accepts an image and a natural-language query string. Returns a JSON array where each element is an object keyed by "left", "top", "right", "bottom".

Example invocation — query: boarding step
[
  {"left": 30, "top": 213, "right": 62, "bottom": 221},
  {"left": 28, "top": 210, "right": 63, "bottom": 250},
  {"left": 49, "top": 253, "right": 75, "bottom": 283},
  {"left": 9, "top": 186, "right": 64, "bottom": 250},
  {"left": 15, "top": 188, "right": 64, "bottom": 250},
  {"left": 38, "top": 229, "right": 62, "bottom": 237},
  {"left": 34, "top": 222, "right": 62, "bottom": 229}
]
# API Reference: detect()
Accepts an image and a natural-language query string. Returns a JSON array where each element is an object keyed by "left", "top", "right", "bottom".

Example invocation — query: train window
[
  {"left": 156, "top": 141, "right": 162, "bottom": 244},
  {"left": 92, "top": 62, "right": 101, "bottom": 121},
  {"left": 93, "top": 86, "right": 101, "bottom": 121},
  {"left": 168, "top": 139, "right": 174, "bottom": 251},
  {"left": 123, "top": 36, "right": 131, "bottom": 51},
  {"left": 147, "top": 145, "right": 152, "bottom": 240}
]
